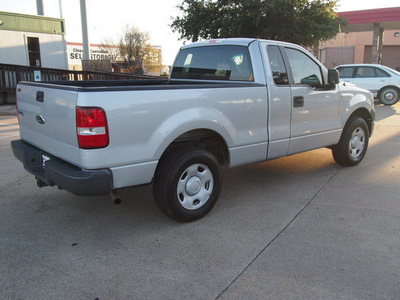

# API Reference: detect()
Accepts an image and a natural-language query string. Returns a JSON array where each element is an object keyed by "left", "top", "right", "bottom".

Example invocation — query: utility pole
[
  {"left": 80, "top": 0, "right": 90, "bottom": 61},
  {"left": 36, "top": 0, "right": 44, "bottom": 15},
  {"left": 371, "top": 23, "right": 384, "bottom": 64},
  {"left": 59, "top": 0, "right": 69, "bottom": 70}
]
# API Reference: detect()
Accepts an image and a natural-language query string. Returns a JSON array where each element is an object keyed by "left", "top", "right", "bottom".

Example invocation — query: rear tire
[
  {"left": 153, "top": 148, "right": 221, "bottom": 222},
  {"left": 332, "top": 117, "right": 369, "bottom": 166},
  {"left": 379, "top": 86, "right": 399, "bottom": 106}
]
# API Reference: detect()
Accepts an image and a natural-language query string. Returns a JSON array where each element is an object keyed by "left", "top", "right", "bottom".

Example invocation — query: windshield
[{"left": 171, "top": 45, "right": 253, "bottom": 81}]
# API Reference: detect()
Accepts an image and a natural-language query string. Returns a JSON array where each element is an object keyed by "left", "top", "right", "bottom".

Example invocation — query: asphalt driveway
[{"left": 0, "top": 102, "right": 399, "bottom": 299}]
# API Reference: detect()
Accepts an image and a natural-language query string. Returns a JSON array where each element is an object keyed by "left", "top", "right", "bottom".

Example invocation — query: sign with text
[{"left": 67, "top": 43, "right": 118, "bottom": 66}]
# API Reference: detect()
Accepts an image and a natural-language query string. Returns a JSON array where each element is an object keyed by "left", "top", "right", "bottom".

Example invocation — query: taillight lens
[{"left": 76, "top": 107, "right": 109, "bottom": 149}]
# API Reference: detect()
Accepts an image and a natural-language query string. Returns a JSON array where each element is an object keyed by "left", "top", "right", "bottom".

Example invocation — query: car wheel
[
  {"left": 379, "top": 86, "right": 399, "bottom": 106},
  {"left": 153, "top": 147, "right": 221, "bottom": 222},
  {"left": 332, "top": 117, "right": 369, "bottom": 166}
]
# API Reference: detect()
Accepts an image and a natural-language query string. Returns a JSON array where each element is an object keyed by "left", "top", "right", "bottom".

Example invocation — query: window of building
[{"left": 27, "top": 37, "right": 41, "bottom": 67}]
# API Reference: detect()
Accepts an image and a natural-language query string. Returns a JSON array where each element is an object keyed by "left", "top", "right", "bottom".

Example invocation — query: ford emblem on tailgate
[{"left": 36, "top": 115, "right": 45, "bottom": 125}]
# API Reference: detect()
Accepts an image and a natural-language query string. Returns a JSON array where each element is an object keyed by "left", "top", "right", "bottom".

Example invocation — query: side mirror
[{"left": 327, "top": 69, "right": 339, "bottom": 89}]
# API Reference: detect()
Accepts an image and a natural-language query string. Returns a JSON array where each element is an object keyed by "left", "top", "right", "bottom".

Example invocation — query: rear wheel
[
  {"left": 332, "top": 117, "right": 369, "bottom": 166},
  {"left": 153, "top": 148, "right": 221, "bottom": 222},
  {"left": 379, "top": 87, "right": 399, "bottom": 105}
]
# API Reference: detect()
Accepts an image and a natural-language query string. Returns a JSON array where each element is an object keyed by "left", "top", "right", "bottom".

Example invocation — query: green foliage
[{"left": 171, "top": 0, "right": 347, "bottom": 46}]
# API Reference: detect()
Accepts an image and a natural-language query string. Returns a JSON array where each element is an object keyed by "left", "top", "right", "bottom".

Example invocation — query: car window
[
  {"left": 267, "top": 45, "right": 289, "bottom": 85},
  {"left": 356, "top": 67, "right": 376, "bottom": 78},
  {"left": 384, "top": 67, "right": 400, "bottom": 76},
  {"left": 285, "top": 47, "right": 323, "bottom": 88},
  {"left": 375, "top": 68, "right": 390, "bottom": 77},
  {"left": 171, "top": 45, "right": 253, "bottom": 81},
  {"left": 338, "top": 67, "right": 354, "bottom": 78}
]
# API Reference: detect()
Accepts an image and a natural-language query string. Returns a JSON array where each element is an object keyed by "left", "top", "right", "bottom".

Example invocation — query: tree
[
  {"left": 171, "top": 0, "right": 347, "bottom": 47},
  {"left": 102, "top": 26, "right": 160, "bottom": 74}
]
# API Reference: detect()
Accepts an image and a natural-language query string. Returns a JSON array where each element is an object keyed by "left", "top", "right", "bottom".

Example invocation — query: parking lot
[{"left": 1, "top": 102, "right": 399, "bottom": 299}]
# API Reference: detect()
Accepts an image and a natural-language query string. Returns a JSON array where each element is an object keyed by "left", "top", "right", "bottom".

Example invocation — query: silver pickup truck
[{"left": 12, "top": 38, "right": 375, "bottom": 222}]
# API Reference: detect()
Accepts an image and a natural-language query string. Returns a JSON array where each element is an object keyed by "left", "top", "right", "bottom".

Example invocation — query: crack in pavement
[{"left": 215, "top": 166, "right": 342, "bottom": 299}]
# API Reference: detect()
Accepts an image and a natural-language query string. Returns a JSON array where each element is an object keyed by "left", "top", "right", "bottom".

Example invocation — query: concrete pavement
[{"left": 0, "top": 103, "right": 399, "bottom": 299}]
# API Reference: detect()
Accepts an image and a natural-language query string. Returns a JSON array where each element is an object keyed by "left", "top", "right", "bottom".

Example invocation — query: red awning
[{"left": 338, "top": 7, "right": 400, "bottom": 31}]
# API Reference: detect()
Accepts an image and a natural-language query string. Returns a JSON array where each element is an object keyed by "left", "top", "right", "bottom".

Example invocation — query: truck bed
[{"left": 20, "top": 79, "right": 259, "bottom": 91}]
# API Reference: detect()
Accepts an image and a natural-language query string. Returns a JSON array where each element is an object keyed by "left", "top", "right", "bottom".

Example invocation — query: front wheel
[
  {"left": 332, "top": 117, "right": 369, "bottom": 166},
  {"left": 379, "top": 87, "right": 399, "bottom": 106},
  {"left": 153, "top": 148, "right": 221, "bottom": 222}
]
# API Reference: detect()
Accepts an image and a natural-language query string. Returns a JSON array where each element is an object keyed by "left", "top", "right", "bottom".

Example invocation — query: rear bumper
[{"left": 11, "top": 140, "right": 112, "bottom": 196}]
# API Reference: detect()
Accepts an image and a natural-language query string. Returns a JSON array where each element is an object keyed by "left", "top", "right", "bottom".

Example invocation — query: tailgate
[{"left": 17, "top": 82, "right": 80, "bottom": 165}]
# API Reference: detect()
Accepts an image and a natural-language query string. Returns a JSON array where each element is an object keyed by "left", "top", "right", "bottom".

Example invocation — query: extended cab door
[{"left": 282, "top": 47, "right": 341, "bottom": 154}]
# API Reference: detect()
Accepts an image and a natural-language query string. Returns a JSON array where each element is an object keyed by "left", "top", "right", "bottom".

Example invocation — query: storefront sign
[{"left": 67, "top": 43, "right": 118, "bottom": 65}]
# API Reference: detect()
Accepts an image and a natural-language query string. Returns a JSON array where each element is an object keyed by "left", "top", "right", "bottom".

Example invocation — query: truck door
[
  {"left": 264, "top": 45, "right": 292, "bottom": 159},
  {"left": 283, "top": 47, "right": 341, "bottom": 155}
]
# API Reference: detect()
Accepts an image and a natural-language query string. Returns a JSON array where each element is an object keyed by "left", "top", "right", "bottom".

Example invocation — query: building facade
[
  {"left": 320, "top": 29, "right": 400, "bottom": 70},
  {"left": 319, "top": 7, "right": 400, "bottom": 70},
  {"left": 0, "top": 11, "right": 67, "bottom": 69}
]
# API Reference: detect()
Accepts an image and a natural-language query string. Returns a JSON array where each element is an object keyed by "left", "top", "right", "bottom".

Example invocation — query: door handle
[{"left": 293, "top": 96, "right": 304, "bottom": 107}]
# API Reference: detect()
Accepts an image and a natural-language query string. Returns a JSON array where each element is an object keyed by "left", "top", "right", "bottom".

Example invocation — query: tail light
[{"left": 76, "top": 107, "right": 109, "bottom": 149}]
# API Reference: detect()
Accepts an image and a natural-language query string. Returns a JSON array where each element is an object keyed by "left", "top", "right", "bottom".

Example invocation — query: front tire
[
  {"left": 153, "top": 148, "right": 221, "bottom": 222},
  {"left": 379, "top": 86, "right": 399, "bottom": 105},
  {"left": 332, "top": 117, "right": 369, "bottom": 166}
]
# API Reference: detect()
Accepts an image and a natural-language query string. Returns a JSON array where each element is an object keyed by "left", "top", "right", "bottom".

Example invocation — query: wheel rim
[
  {"left": 177, "top": 163, "right": 214, "bottom": 210},
  {"left": 381, "top": 89, "right": 398, "bottom": 105},
  {"left": 348, "top": 126, "right": 366, "bottom": 159}
]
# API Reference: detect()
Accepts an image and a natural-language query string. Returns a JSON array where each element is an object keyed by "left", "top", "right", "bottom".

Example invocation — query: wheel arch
[
  {"left": 345, "top": 107, "right": 374, "bottom": 137},
  {"left": 158, "top": 129, "right": 230, "bottom": 167},
  {"left": 378, "top": 85, "right": 400, "bottom": 105},
  {"left": 378, "top": 85, "right": 400, "bottom": 96}
]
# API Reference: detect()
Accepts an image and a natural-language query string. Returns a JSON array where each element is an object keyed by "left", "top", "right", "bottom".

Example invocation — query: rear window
[{"left": 171, "top": 45, "right": 253, "bottom": 81}]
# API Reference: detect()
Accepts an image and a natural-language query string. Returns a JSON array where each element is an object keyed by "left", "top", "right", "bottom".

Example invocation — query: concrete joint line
[{"left": 215, "top": 166, "right": 342, "bottom": 299}]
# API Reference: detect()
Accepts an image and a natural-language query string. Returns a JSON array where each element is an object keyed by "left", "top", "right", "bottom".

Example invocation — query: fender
[
  {"left": 149, "top": 107, "right": 236, "bottom": 160},
  {"left": 339, "top": 86, "right": 374, "bottom": 128}
]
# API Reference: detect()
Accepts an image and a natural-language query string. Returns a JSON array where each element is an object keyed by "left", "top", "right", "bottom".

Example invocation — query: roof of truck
[
  {"left": 180, "top": 38, "right": 301, "bottom": 50},
  {"left": 181, "top": 38, "right": 256, "bottom": 49}
]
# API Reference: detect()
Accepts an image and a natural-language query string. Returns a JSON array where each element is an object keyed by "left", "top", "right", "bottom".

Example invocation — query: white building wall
[{"left": 0, "top": 30, "right": 68, "bottom": 69}]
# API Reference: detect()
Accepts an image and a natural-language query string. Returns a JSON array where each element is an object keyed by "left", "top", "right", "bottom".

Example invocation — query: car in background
[{"left": 336, "top": 64, "right": 400, "bottom": 105}]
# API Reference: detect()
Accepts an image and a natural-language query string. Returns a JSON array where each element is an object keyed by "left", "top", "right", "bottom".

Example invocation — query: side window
[
  {"left": 285, "top": 48, "right": 323, "bottom": 88},
  {"left": 356, "top": 67, "right": 376, "bottom": 78},
  {"left": 375, "top": 68, "right": 390, "bottom": 77},
  {"left": 338, "top": 67, "right": 354, "bottom": 78},
  {"left": 267, "top": 45, "right": 288, "bottom": 85}
]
